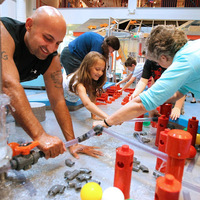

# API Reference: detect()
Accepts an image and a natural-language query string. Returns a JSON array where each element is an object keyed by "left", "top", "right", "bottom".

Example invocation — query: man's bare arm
[
  {"left": 1, "top": 22, "right": 66, "bottom": 159},
  {"left": 43, "top": 56, "right": 75, "bottom": 141},
  {"left": 1, "top": 21, "right": 46, "bottom": 140}
]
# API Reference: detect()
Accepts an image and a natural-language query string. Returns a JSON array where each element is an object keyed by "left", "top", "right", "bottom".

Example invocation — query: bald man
[{"left": 0, "top": 6, "right": 102, "bottom": 159}]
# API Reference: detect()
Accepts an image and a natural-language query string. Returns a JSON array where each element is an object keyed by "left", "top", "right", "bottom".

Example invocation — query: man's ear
[{"left": 25, "top": 18, "right": 33, "bottom": 32}]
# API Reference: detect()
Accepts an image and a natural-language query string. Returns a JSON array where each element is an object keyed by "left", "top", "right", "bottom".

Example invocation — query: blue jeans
[{"left": 60, "top": 47, "right": 82, "bottom": 75}]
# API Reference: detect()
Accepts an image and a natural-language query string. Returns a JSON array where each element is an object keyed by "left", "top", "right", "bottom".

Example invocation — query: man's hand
[
  {"left": 37, "top": 133, "right": 66, "bottom": 159},
  {"left": 69, "top": 144, "right": 103, "bottom": 159}
]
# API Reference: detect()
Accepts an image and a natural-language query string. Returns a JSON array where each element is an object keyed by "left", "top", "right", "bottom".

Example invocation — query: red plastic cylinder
[
  {"left": 114, "top": 145, "right": 134, "bottom": 199},
  {"left": 155, "top": 129, "right": 170, "bottom": 173},
  {"left": 155, "top": 174, "right": 182, "bottom": 200},
  {"left": 187, "top": 116, "right": 199, "bottom": 146},
  {"left": 134, "top": 114, "right": 144, "bottom": 132},
  {"left": 151, "top": 121, "right": 157, "bottom": 128},
  {"left": 160, "top": 103, "right": 172, "bottom": 118},
  {"left": 166, "top": 129, "right": 192, "bottom": 182},
  {"left": 155, "top": 115, "right": 169, "bottom": 147}
]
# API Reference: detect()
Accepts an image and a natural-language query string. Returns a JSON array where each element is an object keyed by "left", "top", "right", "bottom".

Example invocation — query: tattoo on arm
[
  {"left": 1, "top": 51, "right": 8, "bottom": 60},
  {"left": 50, "top": 70, "right": 62, "bottom": 88}
]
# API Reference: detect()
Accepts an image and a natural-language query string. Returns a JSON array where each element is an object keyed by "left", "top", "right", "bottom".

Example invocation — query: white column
[
  {"left": 0, "top": 0, "right": 16, "bottom": 18},
  {"left": 128, "top": 0, "right": 137, "bottom": 14},
  {"left": 16, "top": 0, "right": 26, "bottom": 22}
]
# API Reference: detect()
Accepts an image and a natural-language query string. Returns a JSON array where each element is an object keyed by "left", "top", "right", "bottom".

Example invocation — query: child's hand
[
  {"left": 117, "top": 89, "right": 123, "bottom": 93},
  {"left": 91, "top": 113, "right": 103, "bottom": 120},
  {"left": 129, "top": 93, "right": 135, "bottom": 101},
  {"left": 170, "top": 107, "right": 181, "bottom": 120},
  {"left": 93, "top": 120, "right": 105, "bottom": 128},
  {"left": 92, "top": 114, "right": 103, "bottom": 120}
]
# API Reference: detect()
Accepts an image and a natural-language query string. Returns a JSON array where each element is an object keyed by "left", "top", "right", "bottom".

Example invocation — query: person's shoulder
[
  {"left": 178, "top": 39, "right": 200, "bottom": 56},
  {"left": 82, "top": 32, "right": 98, "bottom": 37},
  {"left": 146, "top": 59, "right": 156, "bottom": 65},
  {"left": 1, "top": 17, "right": 25, "bottom": 36},
  {"left": 77, "top": 32, "right": 98, "bottom": 40},
  {"left": 76, "top": 82, "right": 85, "bottom": 91},
  {"left": 86, "top": 32, "right": 103, "bottom": 39},
  {"left": 146, "top": 59, "right": 161, "bottom": 69},
  {"left": 143, "top": 59, "right": 152, "bottom": 68},
  {"left": 1, "top": 17, "right": 24, "bottom": 26},
  {"left": 86, "top": 32, "right": 98, "bottom": 35}
]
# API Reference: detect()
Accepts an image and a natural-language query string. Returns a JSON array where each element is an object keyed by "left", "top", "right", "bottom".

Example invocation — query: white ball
[{"left": 102, "top": 187, "right": 125, "bottom": 200}]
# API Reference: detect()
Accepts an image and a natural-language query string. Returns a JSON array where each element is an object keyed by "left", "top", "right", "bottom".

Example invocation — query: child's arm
[
  {"left": 116, "top": 73, "right": 133, "bottom": 86},
  {"left": 130, "top": 78, "right": 149, "bottom": 99},
  {"left": 170, "top": 95, "right": 186, "bottom": 120},
  {"left": 77, "top": 84, "right": 109, "bottom": 119},
  {"left": 90, "top": 96, "right": 105, "bottom": 120},
  {"left": 119, "top": 76, "right": 136, "bottom": 92}
]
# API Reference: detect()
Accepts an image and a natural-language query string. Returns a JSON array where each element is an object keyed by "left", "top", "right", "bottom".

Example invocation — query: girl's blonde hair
[{"left": 69, "top": 51, "right": 107, "bottom": 97}]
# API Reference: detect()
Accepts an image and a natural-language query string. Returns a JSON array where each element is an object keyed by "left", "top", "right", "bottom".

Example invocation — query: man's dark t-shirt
[{"left": 1, "top": 17, "right": 57, "bottom": 82}]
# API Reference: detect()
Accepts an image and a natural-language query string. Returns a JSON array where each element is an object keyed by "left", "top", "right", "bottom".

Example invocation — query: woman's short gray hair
[{"left": 146, "top": 25, "right": 188, "bottom": 61}]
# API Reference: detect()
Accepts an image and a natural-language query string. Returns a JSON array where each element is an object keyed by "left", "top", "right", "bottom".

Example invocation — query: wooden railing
[{"left": 36, "top": 0, "right": 200, "bottom": 8}]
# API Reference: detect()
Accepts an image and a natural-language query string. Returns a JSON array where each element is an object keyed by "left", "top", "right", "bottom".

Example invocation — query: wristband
[{"left": 104, "top": 119, "right": 112, "bottom": 127}]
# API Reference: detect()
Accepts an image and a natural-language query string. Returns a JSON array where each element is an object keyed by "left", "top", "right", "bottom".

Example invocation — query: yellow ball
[{"left": 80, "top": 182, "right": 103, "bottom": 200}]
